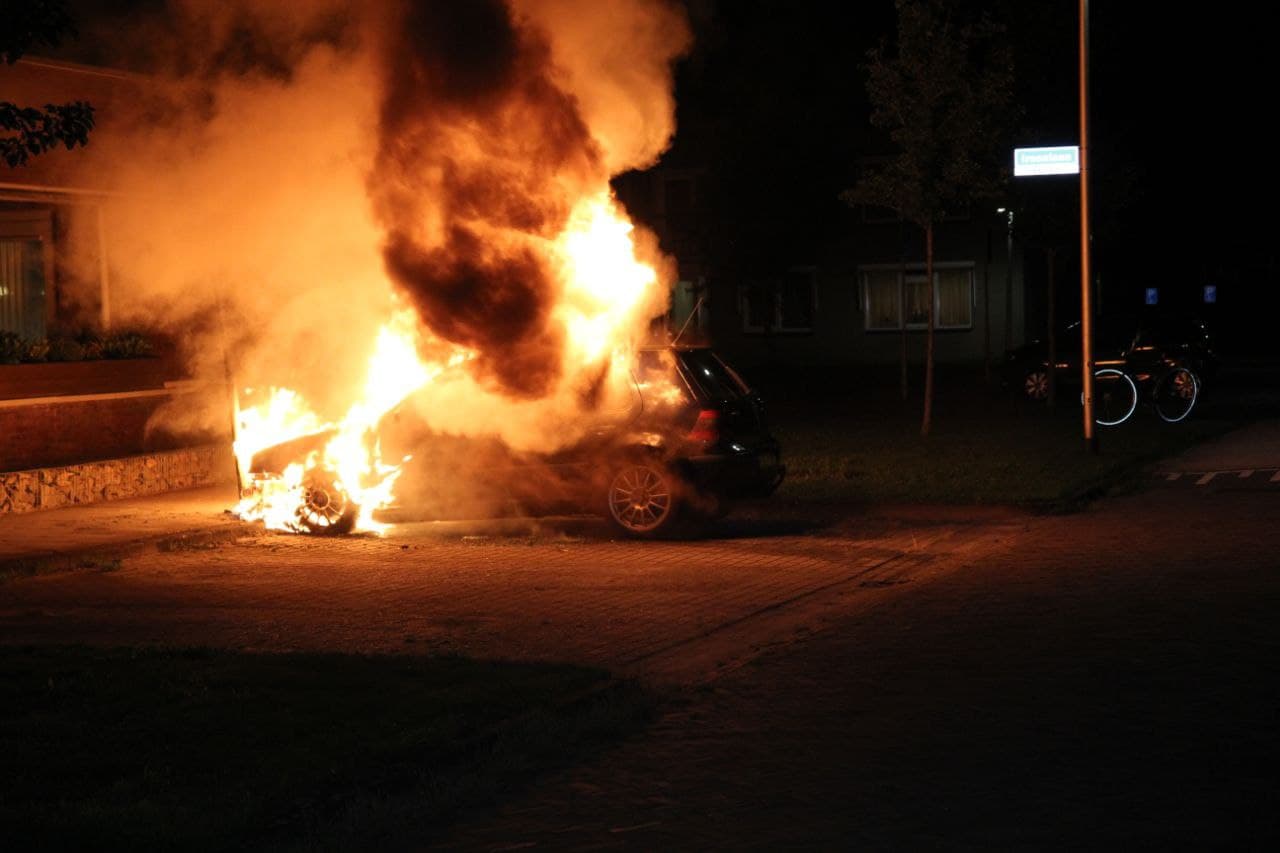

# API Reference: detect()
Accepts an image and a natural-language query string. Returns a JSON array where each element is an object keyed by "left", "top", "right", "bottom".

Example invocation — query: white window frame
[{"left": 858, "top": 262, "right": 975, "bottom": 332}]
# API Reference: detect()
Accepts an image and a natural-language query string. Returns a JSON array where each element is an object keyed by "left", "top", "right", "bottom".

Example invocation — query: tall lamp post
[{"left": 1079, "top": 0, "right": 1096, "bottom": 450}]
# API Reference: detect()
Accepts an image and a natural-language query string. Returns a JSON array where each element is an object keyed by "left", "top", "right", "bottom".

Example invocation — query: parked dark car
[
  {"left": 247, "top": 346, "right": 785, "bottom": 537},
  {"left": 1003, "top": 310, "right": 1219, "bottom": 402}
]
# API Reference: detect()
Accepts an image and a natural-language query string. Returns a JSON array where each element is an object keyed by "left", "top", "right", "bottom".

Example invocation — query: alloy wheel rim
[{"left": 609, "top": 465, "right": 673, "bottom": 532}]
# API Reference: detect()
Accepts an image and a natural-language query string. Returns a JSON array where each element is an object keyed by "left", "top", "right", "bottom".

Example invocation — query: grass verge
[
  {"left": 1, "top": 645, "right": 649, "bottom": 850},
  {"left": 770, "top": 384, "right": 1241, "bottom": 510}
]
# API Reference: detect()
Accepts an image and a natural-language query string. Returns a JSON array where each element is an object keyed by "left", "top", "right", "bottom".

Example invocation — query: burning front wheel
[
  {"left": 296, "top": 469, "right": 358, "bottom": 535},
  {"left": 605, "top": 461, "right": 682, "bottom": 538}
]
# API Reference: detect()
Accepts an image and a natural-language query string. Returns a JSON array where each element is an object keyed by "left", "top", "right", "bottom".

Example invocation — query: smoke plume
[
  {"left": 369, "top": 0, "right": 688, "bottom": 397},
  {"left": 60, "top": 0, "right": 689, "bottom": 448}
]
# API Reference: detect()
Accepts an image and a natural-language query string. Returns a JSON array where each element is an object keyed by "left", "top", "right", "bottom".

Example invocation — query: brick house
[
  {"left": 1, "top": 57, "right": 232, "bottom": 513},
  {"left": 614, "top": 163, "right": 1026, "bottom": 372}
]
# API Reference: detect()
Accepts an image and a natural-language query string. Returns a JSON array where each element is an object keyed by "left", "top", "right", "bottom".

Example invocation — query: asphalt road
[{"left": 3, "top": 480, "right": 1277, "bottom": 848}]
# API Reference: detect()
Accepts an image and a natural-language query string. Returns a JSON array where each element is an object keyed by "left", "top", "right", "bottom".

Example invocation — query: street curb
[{"left": 0, "top": 521, "right": 258, "bottom": 582}]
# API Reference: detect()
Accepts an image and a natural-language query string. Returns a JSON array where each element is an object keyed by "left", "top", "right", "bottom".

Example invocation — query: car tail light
[{"left": 689, "top": 409, "right": 720, "bottom": 444}]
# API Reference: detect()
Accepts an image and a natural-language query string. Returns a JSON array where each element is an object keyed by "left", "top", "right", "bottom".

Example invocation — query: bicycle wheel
[
  {"left": 1153, "top": 365, "right": 1199, "bottom": 423},
  {"left": 1089, "top": 368, "right": 1138, "bottom": 426}
]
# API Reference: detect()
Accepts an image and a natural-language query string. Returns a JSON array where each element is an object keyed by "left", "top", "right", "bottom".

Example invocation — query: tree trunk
[
  {"left": 1046, "top": 247, "right": 1057, "bottom": 407},
  {"left": 898, "top": 219, "right": 908, "bottom": 401},
  {"left": 921, "top": 222, "right": 935, "bottom": 437},
  {"left": 982, "top": 225, "right": 992, "bottom": 385}
]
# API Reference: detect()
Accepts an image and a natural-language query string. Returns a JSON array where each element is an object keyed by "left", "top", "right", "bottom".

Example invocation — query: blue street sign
[
  {"left": 1203, "top": 284, "right": 1217, "bottom": 304},
  {"left": 1145, "top": 287, "right": 1159, "bottom": 305}
]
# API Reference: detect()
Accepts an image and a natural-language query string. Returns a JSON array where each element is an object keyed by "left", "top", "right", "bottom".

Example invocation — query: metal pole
[
  {"left": 1003, "top": 210, "right": 1014, "bottom": 353},
  {"left": 1003, "top": 208, "right": 1013, "bottom": 350},
  {"left": 1079, "top": 0, "right": 1096, "bottom": 450}
]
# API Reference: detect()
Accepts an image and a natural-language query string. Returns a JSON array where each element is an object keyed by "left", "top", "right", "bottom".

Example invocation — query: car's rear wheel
[
  {"left": 296, "top": 468, "right": 358, "bottom": 535},
  {"left": 605, "top": 460, "right": 682, "bottom": 538}
]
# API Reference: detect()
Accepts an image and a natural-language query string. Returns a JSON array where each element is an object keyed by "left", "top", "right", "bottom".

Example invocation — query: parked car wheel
[
  {"left": 1023, "top": 368, "right": 1050, "bottom": 401},
  {"left": 605, "top": 459, "right": 683, "bottom": 538},
  {"left": 296, "top": 468, "right": 358, "bottom": 535}
]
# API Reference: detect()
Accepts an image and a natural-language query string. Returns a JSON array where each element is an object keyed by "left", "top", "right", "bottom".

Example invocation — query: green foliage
[
  {"left": 24, "top": 337, "right": 50, "bottom": 362},
  {"left": 841, "top": 0, "right": 1016, "bottom": 227},
  {"left": 1, "top": 0, "right": 95, "bottom": 168},
  {"left": 101, "top": 330, "right": 154, "bottom": 359},
  {"left": 0, "top": 331, "right": 25, "bottom": 364},
  {"left": 0, "top": 101, "right": 95, "bottom": 168},
  {"left": 46, "top": 336, "right": 85, "bottom": 362},
  {"left": 75, "top": 329, "right": 103, "bottom": 359},
  {"left": 0, "top": 329, "right": 156, "bottom": 363}
]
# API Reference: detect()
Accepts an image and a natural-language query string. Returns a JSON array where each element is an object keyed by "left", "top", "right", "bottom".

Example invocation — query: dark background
[{"left": 52, "top": 0, "right": 1280, "bottom": 359}]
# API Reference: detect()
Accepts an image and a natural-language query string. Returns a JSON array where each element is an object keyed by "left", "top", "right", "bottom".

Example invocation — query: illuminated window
[
  {"left": 860, "top": 265, "right": 974, "bottom": 331},
  {"left": 0, "top": 240, "right": 45, "bottom": 338}
]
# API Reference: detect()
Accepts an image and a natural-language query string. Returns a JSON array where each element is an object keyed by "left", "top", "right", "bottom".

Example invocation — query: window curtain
[
  {"left": 0, "top": 239, "right": 45, "bottom": 340},
  {"left": 936, "top": 269, "right": 973, "bottom": 328},
  {"left": 864, "top": 270, "right": 899, "bottom": 330}
]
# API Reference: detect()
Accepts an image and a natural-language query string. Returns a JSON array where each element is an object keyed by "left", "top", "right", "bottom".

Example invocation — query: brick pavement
[
  {"left": 0, "top": 514, "right": 1009, "bottom": 680},
  {"left": 3, "top": 421, "right": 1278, "bottom": 847},
  {"left": 434, "top": 486, "right": 1280, "bottom": 849}
]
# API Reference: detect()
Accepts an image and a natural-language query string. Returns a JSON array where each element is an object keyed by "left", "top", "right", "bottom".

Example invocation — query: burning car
[{"left": 240, "top": 345, "right": 784, "bottom": 537}]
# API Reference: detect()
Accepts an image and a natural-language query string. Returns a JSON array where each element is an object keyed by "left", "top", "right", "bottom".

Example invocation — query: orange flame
[{"left": 232, "top": 191, "right": 664, "bottom": 534}]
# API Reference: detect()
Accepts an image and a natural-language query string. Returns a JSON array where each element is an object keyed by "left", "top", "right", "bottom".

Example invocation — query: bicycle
[{"left": 1086, "top": 361, "right": 1199, "bottom": 427}]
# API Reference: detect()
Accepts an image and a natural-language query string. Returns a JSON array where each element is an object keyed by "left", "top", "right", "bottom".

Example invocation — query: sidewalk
[
  {"left": 4, "top": 417, "right": 1276, "bottom": 572},
  {"left": 1153, "top": 418, "right": 1280, "bottom": 472},
  {"left": 0, "top": 483, "right": 250, "bottom": 569}
]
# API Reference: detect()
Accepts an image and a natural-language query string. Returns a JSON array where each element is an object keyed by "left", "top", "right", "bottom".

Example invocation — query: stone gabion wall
[{"left": 0, "top": 444, "right": 235, "bottom": 514}]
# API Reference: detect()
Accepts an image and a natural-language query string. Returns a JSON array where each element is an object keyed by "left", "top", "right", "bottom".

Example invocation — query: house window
[
  {"left": 741, "top": 283, "right": 772, "bottom": 333},
  {"left": 778, "top": 268, "right": 816, "bottom": 332},
  {"left": 740, "top": 268, "right": 817, "bottom": 334},
  {"left": 863, "top": 269, "right": 900, "bottom": 330},
  {"left": 860, "top": 265, "right": 974, "bottom": 331},
  {"left": 1, "top": 206, "right": 55, "bottom": 341},
  {"left": 936, "top": 267, "right": 973, "bottom": 327}
]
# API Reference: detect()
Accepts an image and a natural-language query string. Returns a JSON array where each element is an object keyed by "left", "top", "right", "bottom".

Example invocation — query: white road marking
[{"left": 1196, "top": 472, "right": 1218, "bottom": 485}]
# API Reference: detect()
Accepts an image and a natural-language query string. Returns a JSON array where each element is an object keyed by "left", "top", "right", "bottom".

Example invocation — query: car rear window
[{"left": 678, "top": 350, "right": 750, "bottom": 401}]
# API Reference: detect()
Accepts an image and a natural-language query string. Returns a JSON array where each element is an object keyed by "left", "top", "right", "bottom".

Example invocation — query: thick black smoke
[{"left": 369, "top": 0, "right": 604, "bottom": 397}]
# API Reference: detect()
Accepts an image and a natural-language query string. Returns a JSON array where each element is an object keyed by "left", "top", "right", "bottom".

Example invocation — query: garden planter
[{"left": 0, "top": 358, "right": 175, "bottom": 401}]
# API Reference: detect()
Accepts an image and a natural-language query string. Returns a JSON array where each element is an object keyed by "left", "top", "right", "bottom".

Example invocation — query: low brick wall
[
  {"left": 0, "top": 394, "right": 185, "bottom": 471},
  {"left": 0, "top": 444, "right": 236, "bottom": 514}
]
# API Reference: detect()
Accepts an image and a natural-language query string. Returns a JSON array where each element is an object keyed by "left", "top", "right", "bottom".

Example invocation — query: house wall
[
  {"left": 1, "top": 60, "right": 222, "bottom": 484},
  {"left": 707, "top": 217, "right": 1025, "bottom": 369}
]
